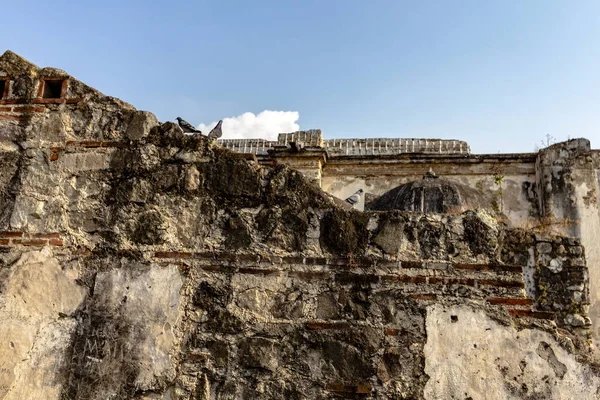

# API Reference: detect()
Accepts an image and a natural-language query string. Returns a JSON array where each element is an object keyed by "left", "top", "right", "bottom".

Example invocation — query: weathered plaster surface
[
  {"left": 424, "top": 304, "right": 600, "bottom": 400},
  {"left": 0, "top": 248, "right": 86, "bottom": 399}
]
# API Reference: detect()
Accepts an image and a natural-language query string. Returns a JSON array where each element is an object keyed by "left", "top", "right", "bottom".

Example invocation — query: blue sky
[{"left": 3, "top": 1, "right": 600, "bottom": 153}]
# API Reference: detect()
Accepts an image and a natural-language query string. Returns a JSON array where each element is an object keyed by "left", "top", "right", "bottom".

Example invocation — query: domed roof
[{"left": 366, "top": 169, "right": 489, "bottom": 213}]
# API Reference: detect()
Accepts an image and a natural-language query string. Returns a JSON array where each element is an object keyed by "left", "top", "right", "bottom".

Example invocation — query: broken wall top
[{"left": 0, "top": 50, "right": 154, "bottom": 143}]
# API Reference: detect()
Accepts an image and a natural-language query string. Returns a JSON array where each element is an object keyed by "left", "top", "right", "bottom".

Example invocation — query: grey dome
[{"left": 366, "top": 169, "right": 489, "bottom": 213}]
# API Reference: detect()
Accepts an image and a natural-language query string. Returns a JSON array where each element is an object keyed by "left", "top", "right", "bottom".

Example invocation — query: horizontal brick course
[
  {"left": 237, "top": 267, "right": 279, "bottom": 276},
  {"left": 326, "top": 383, "right": 371, "bottom": 394},
  {"left": 0, "top": 232, "right": 23, "bottom": 237},
  {"left": 0, "top": 232, "right": 64, "bottom": 247},
  {"left": 65, "top": 140, "right": 128, "bottom": 148},
  {"left": 487, "top": 297, "right": 533, "bottom": 306}
]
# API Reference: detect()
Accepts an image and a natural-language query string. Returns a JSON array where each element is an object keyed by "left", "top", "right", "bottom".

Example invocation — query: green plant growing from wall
[{"left": 492, "top": 173, "right": 505, "bottom": 213}]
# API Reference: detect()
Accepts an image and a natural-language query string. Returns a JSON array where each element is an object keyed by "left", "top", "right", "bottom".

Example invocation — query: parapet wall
[
  {"left": 219, "top": 130, "right": 470, "bottom": 157},
  {"left": 323, "top": 137, "right": 470, "bottom": 156}
]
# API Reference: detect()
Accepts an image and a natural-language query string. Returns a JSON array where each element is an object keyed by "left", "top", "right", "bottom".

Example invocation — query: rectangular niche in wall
[
  {"left": 41, "top": 79, "right": 65, "bottom": 99},
  {"left": 0, "top": 79, "right": 7, "bottom": 99}
]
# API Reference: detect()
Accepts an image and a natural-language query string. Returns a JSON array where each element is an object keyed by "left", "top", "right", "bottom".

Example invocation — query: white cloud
[{"left": 198, "top": 110, "right": 300, "bottom": 141}]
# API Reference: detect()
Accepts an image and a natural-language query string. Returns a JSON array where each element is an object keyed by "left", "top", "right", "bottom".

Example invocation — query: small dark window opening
[
  {"left": 42, "top": 80, "right": 64, "bottom": 99},
  {"left": 450, "top": 315, "right": 458, "bottom": 323},
  {"left": 0, "top": 80, "right": 6, "bottom": 99}
]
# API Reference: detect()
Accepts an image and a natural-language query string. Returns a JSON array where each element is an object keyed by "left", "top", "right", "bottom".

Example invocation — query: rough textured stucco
[
  {"left": 0, "top": 248, "right": 86, "bottom": 399},
  {"left": 1, "top": 51, "right": 599, "bottom": 399},
  {"left": 424, "top": 304, "right": 600, "bottom": 400}
]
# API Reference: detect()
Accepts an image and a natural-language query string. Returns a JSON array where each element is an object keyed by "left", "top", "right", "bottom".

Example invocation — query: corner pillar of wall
[
  {"left": 273, "top": 150, "right": 327, "bottom": 187},
  {"left": 536, "top": 138, "right": 600, "bottom": 355}
]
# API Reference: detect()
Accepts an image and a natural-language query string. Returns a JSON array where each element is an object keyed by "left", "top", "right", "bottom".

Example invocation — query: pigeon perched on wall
[
  {"left": 345, "top": 189, "right": 364, "bottom": 207},
  {"left": 208, "top": 120, "right": 223, "bottom": 140},
  {"left": 176, "top": 117, "right": 202, "bottom": 134}
]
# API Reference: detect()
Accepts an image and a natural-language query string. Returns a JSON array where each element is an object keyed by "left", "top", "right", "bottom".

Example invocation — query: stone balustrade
[{"left": 219, "top": 131, "right": 470, "bottom": 156}]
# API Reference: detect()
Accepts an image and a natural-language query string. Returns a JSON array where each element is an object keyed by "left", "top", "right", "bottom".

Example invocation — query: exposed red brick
[
  {"left": 382, "top": 275, "right": 427, "bottom": 284},
  {"left": 508, "top": 309, "right": 555, "bottom": 319},
  {"left": 478, "top": 279, "right": 524, "bottom": 288},
  {"left": 305, "top": 322, "right": 349, "bottom": 330},
  {"left": 19, "top": 239, "right": 47, "bottom": 246},
  {"left": 201, "top": 265, "right": 226, "bottom": 272},
  {"left": 453, "top": 263, "right": 522, "bottom": 272},
  {"left": 303, "top": 257, "right": 328, "bottom": 265},
  {"left": 0, "top": 232, "right": 23, "bottom": 238},
  {"left": 154, "top": 251, "right": 193, "bottom": 259},
  {"left": 384, "top": 328, "right": 399, "bottom": 336},
  {"left": 430, "top": 277, "right": 476, "bottom": 286},
  {"left": 487, "top": 297, "right": 533, "bottom": 306},
  {"left": 65, "top": 140, "right": 128, "bottom": 148},
  {"left": 66, "top": 140, "right": 103, "bottom": 148},
  {"left": 410, "top": 294, "right": 437, "bottom": 301},
  {"left": 0, "top": 106, "right": 12, "bottom": 112},
  {"left": 0, "top": 239, "right": 9, "bottom": 245},
  {"left": 50, "top": 153, "right": 59, "bottom": 161},
  {"left": 32, "top": 98, "right": 65, "bottom": 104},
  {"left": 49, "top": 238, "right": 64, "bottom": 246},
  {"left": 326, "top": 383, "right": 371, "bottom": 394},
  {"left": 237, "top": 267, "right": 279, "bottom": 276},
  {"left": 401, "top": 260, "right": 424, "bottom": 269},
  {"left": 0, "top": 99, "right": 24, "bottom": 105}
]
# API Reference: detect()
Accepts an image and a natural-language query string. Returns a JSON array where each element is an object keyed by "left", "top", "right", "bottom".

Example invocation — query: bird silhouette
[
  {"left": 208, "top": 120, "right": 223, "bottom": 140},
  {"left": 345, "top": 189, "right": 364, "bottom": 207},
  {"left": 176, "top": 117, "right": 202, "bottom": 133}
]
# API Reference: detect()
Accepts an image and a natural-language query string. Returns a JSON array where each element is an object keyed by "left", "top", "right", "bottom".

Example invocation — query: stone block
[{"left": 126, "top": 110, "right": 158, "bottom": 141}]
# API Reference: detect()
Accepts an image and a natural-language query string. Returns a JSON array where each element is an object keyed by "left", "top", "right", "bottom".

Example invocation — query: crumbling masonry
[{"left": 1, "top": 50, "right": 600, "bottom": 399}]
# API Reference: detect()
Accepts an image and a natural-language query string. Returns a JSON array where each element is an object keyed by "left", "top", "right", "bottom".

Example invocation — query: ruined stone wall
[
  {"left": 537, "top": 140, "right": 600, "bottom": 351},
  {"left": 1, "top": 51, "right": 600, "bottom": 400}
]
